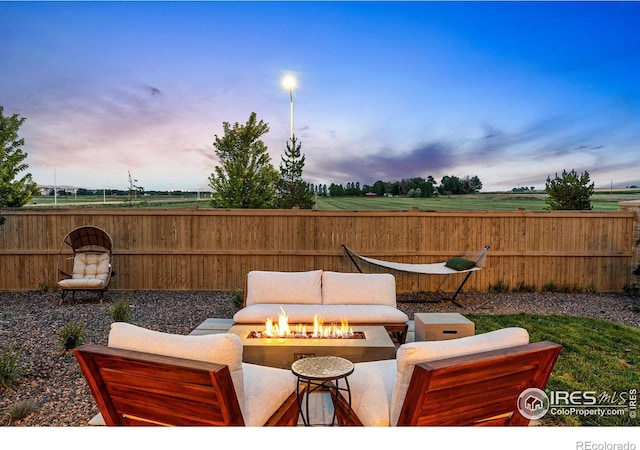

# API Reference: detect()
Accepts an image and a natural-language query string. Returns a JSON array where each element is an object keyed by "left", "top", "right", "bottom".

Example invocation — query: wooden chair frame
[
  {"left": 74, "top": 344, "right": 301, "bottom": 426},
  {"left": 332, "top": 341, "right": 562, "bottom": 426}
]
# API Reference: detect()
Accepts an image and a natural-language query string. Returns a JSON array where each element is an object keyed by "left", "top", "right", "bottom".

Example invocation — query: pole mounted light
[
  {"left": 44, "top": 164, "right": 58, "bottom": 205},
  {"left": 281, "top": 75, "right": 297, "bottom": 142}
]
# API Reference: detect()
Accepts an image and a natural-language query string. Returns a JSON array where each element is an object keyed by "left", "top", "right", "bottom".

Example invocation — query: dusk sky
[{"left": 2, "top": 1, "right": 639, "bottom": 192}]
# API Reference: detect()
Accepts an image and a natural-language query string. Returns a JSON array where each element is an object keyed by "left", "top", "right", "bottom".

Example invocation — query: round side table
[{"left": 291, "top": 355, "right": 354, "bottom": 426}]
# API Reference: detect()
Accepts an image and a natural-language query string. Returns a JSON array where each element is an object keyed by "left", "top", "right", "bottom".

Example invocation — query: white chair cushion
[
  {"left": 242, "top": 363, "right": 298, "bottom": 426},
  {"left": 107, "top": 323, "right": 246, "bottom": 420},
  {"left": 389, "top": 327, "right": 530, "bottom": 425},
  {"left": 346, "top": 359, "right": 396, "bottom": 426},
  {"left": 71, "top": 253, "right": 110, "bottom": 281},
  {"left": 58, "top": 278, "right": 106, "bottom": 289},
  {"left": 233, "top": 304, "right": 408, "bottom": 324},
  {"left": 321, "top": 272, "right": 396, "bottom": 306},
  {"left": 245, "top": 270, "right": 323, "bottom": 305}
]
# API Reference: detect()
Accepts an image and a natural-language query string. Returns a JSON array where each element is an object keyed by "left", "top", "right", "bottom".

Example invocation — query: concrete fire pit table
[{"left": 227, "top": 324, "right": 396, "bottom": 369}]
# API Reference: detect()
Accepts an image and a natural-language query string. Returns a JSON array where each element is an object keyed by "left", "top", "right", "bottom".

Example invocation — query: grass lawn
[{"left": 468, "top": 313, "right": 640, "bottom": 426}]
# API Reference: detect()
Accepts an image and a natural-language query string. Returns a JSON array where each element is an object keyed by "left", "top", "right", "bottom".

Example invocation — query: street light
[
  {"left": 45, "top": 164, "right": 57, "bottom": 205},
  {"left": 281, "top": 75, "right": 297, "bottom": 142}
]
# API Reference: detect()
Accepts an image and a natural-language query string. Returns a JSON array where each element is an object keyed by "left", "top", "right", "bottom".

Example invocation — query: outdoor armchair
[
  {"left": 74, "top": 323, "right": 301, "bottom": 426},
  {"left": 57, "top": 225, "right": 114, "bottom": 304},
  {"left": 331, "top": 327, "right": 562, "bottom": 426}
]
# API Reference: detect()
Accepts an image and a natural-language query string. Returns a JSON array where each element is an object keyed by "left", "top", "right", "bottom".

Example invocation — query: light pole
[
  {"left": 281, "top": 75, "right": 297, "bottom": 142},
  {"left": 45, "top": 165, "right": 57, "bottom": 205},
  {"left": 53, "top": 166, "right": 57, "bottom": 205}
]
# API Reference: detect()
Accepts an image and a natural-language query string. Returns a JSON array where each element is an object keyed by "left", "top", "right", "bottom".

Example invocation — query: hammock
[{"left": 341, "top": 244, "right": 490, "bottom": 306}]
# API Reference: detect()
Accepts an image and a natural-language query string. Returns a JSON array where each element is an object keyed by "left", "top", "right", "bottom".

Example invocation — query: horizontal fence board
[{"left": 0, "top": 207, "right": 636, "bottom": 293}]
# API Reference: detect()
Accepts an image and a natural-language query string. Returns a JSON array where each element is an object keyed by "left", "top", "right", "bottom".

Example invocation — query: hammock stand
[{"left": 341, "top": 244, "right": 490, "bottom": 307}]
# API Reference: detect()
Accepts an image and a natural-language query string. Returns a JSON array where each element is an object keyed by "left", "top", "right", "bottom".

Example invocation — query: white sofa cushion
[
  {"left": 107, "top": 323, "right": 246, "bottom": 421},
  {"left": 389, "top": 327, "right": 530, "bottom": 425},
  {"left": 245, "top": 270, "right": 323, "bottom": 305},
  {"left": 233, "top": 304, "right": 409, "bottom": 324},
  {"left": 322, "top": 272, "right": 396, "bottom": 306}
]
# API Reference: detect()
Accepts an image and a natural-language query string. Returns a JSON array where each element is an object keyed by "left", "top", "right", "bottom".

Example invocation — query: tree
[
  {"left": 439, "top": 174, "right": 482, "bottom": 195},
  {"left": 277, "top": 135, "right": 314, "bottom": 209},
  {"left": 208, "top": 112, "right": 280, "bottom": 208},
  {"left": 0, "top": 107, "right": 39, "bottom": 215},
  {"left": 328, "top": 183, "right": 345, "bottom": 197},
  {"left": 125, "top": 170, "right": 144, "bottom": 206},
  {"left": 545, "top": 169, "right": 594, "bottom": 210},
  {"left": 461, "top": 175, "right": 482, "bottom": 193},
  {"left": 439, "top": 175, "right": 463, "bottom": 194}
]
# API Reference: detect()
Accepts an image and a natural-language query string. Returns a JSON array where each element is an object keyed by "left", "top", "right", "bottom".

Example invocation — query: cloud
[{"left": 307, "top": 141, "right": 454, "bottom": 185}]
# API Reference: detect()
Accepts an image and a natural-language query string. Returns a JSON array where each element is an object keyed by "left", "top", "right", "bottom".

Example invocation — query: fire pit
[
  {"left": 248, "top": 330, "right": 365, "bottom": 339},
  {"left": 247, "top": 309, "right": 363, "bottom": 340},
  {"left": 228, "top": 324, "right": 396, "bottom": 369}
]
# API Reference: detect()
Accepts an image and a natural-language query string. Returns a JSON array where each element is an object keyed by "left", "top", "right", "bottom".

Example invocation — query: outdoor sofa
[{"left": 232, "top": 270, "right": 410, "bottom": 343}]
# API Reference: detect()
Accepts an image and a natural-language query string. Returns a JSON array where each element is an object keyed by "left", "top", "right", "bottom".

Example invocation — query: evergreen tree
[
  {"left": 545, "top": 169, "right": 594, "bottom": 210},
  {"left": 0, "top": 107, "right": 39, "bottom": 214},
  {"left": 277, "top": 135, "right": 314, "bottom": 209},
  {"left": 208, "top": 112, "right": 280, "bottom": 208}
]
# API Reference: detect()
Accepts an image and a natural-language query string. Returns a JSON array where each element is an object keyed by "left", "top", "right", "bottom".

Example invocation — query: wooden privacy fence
[{"left": 0, "top": 207, "right": 637, "bottom": 293}]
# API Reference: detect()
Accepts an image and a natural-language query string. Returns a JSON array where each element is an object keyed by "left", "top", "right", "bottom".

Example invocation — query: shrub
[
  {"left": 0, "top": 346, "right": 22, "bottom": 389},
  {"left": 624, "top": 283, "right": 640, "bottom": 297},
  {"left": 541, "top": 282, "right": 559, "bottom": 292},
  {"left": 488, "top": 280, "right": 509, "bottom": 293},
  {"left": 107, "top": 298, "right": 132, "bottom": 323},
  {"left": 58, "top": 320, "right": 86, "bottom": 351},
  {"left": 2, "top": 399, "right": 39, "bottom": 425},
  {"left": 230, "top": 289, "right": 244, "bottom": 310},
  {"left": 512, "top": 282, "right": 536, "bottom": 293}
]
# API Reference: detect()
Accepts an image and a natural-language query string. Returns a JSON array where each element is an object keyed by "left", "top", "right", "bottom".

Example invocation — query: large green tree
[
  {"left": 545, "top": 169, "right": 595, "bottom": 210},
  {"left": 208, "top": 112, "right": 280, "bottom": 208},
  {"left": 1, "top": 107, "right": 39, "bottom": 211},
  {"left": 277, "top": 135, "right": 314, "bottom": 209},
  {"left": 438, "top": 175, "right": 482, "bottom": 195}
]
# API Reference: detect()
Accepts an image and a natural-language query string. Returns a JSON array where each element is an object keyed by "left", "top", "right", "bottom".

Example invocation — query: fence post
[{"left": 619, "top": 200, "right": 640, "bottom": 286}]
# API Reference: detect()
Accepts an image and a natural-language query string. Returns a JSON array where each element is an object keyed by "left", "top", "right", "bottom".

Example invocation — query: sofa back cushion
[
  {"left": 108, "top": 323, "right": 245, "bottom": 416},
  {"left": 390, "top": 327, "right": 530, "bottom": 426},
  {"left": 245, "top": 270, "right": 323, "bottom": 305},
  {"left": 321, "top": 272, "right": 396, "bottom": 306}
]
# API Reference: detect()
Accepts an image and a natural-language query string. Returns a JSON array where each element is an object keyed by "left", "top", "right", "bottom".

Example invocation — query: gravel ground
[{"left": 1, "top": 289, "right": 639, "bottom": 427}]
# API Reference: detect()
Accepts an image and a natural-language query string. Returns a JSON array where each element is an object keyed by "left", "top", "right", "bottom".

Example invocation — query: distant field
[
  {"left": 316, "top": 191, "right": 640, "bottom": 211},
  {"left": 27, "top": 189, "right": 640, "bottom": 211}
]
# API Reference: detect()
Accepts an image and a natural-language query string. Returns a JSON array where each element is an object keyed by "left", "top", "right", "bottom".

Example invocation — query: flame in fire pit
[{"left": 257, "top": 308, "right": 355, "bottom": 338}]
